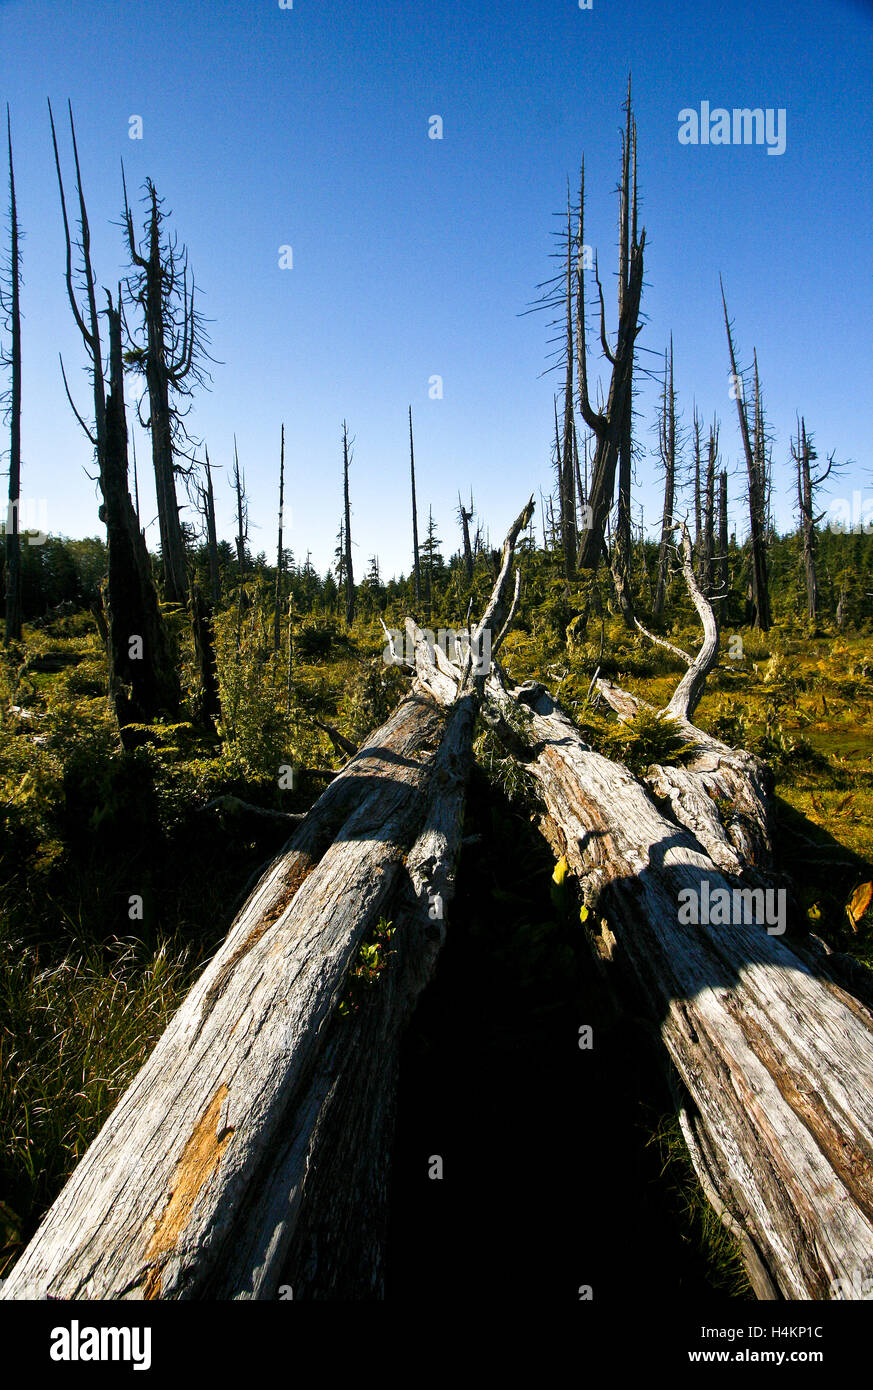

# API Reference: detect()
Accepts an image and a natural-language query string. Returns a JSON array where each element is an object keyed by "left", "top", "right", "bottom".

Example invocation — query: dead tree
[
  {"left": 231, "top": 437, "right": 248, "bottom": 651},
  {"left": 700, "top": 417, "right": 718, "bottom": 595},
  {"left": 342, "top": 420, "right": 354, "bottom": 626},
  {"left": 692, "top": 407, "right": 703, "bottom": 558},
  {"left": 652, "top": 340, "right": 677, "bottom": 619},
  {"left": 273, "top": 423, "right": 285, "bottom": 654},
  {"left": 560, "top": 192, "right": 577, "bottom": 579},
  {"left": 792, "top": 416, "right": 834, "bottom": 626},
  {"left": 610, "top": 87, "right": 639, "bottom": 627},
  {"left": 576, "top": 81, "right": 645, "bottom": 578},
  {"left": 50, "top": 101, "right": 179, "bottom": 732},
  {"left": 457, "top": 490, "right": 474, "bottom": 584},
  {"left": 2, "top": 107, "right": 22, "bottom": 642},
  {"left": 717, "top": 468, "right": 729, "bottom": 626},
  {"left": 201, "top": 446, "right": 221, "bottom": 606},
  {"left": 408, "top": 406, "right": 421, "bottom": 604},
  {"left": 0, "top": 501, "right": 534, "bottom": 1302},
  {"left": 123, "top": 176, "right": 208, "bottom": 605},
  {"left": 720, "top": 278, "right": 771, "bottom": 630}
]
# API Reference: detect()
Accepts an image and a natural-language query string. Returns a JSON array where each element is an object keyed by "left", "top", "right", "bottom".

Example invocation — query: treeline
[{"left": 7, "top": 523, "right": 872, "bottom": 635}]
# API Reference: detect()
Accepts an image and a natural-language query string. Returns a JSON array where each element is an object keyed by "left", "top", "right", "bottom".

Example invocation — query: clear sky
[{"left": 2, "top": 0, "right": 871, "bottom": 579}]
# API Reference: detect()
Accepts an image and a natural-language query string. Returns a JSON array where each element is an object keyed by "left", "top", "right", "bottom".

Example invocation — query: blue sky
[{"left": 1, "top": 0, "right": 871, "bottom": 578}]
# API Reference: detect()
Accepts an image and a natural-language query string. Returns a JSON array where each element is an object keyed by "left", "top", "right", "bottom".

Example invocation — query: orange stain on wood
[{"left": 143, "top": 1084, "right": 234, "bottom": 1298}]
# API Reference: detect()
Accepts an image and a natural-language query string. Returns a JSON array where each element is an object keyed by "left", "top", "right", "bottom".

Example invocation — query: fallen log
[
  {"left": 0, "top": 500, "right": 533, "bottom": 1301},
  {"left": 484, "top": 638, "right": 873, "bottom": 1299}
]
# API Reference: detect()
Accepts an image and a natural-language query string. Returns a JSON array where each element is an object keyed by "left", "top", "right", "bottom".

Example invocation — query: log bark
[
  {"left": 1, "top": 501, "right": 533, "bottom": 1302},
  {"left": 486, "top": 672, "right": 873, "bottom": 1300}
]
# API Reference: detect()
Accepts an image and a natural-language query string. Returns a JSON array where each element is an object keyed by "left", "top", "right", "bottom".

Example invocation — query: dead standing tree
[
  {"left": 717, "top": 467, "right": 729, "bottom": 624},
  {"left": 699, "top": 417, "right": 718, "bottom": 595},
  {"left": 408, "top": 405, "right": 421, "bottom": 605},
  {"left": 2, "top": 107, "right": 22, "bottom": 643},
  {"left": 342, "top": 420, "right": 355, "bottom": 626},
  {"left": 560, "top": 191, "right": 577, "bottom": 579},
  {"left": 123, "top": 175, "right": 209, "bottom": 605},
  {"left": 200, "top": 445, "right": 221, "bottom": 607},
  {"left": 720, "top": 278, "right": 771, "bottom": 630},
  {"left": 575, "top": 85, "right": 646, "bottom": 600},
  {"left": 792, "top": 416, "right": 834, "bottom": 626},
  {"left": 652, "top": 339, "right": 677, "bottom": 619},
  {"left": 49, "top": 101, "right": 179, "bottom": 733},
  {"left": 231, "top": 437, "right": 248, "bottom": 652},
  {"left": 457, "top": 490, "right": 475, "bottom": 585},
  {"left": 610, "top": 79, "right": 639, "bottom": 627},
  {"left": 1, "top": 500, "right": 534, "bottom": 1302},
  {"left": 273, "top": 423, "right": 285, "bottom": 654}
]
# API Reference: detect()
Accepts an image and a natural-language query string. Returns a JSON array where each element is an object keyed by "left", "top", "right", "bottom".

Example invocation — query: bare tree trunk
[
  {"left": 202, "top": 446, "right": 221, "bottom": 606},
  {"left": 232, "top": 437, "right": 247, "bottom": 652},
  {"left": 652, "top": 340, "right": 676, "bottom": 620},
  {"left": 700, "top": 418, "right": 717, "bottom": 595},
  {"left": 50, "top": 102, "right": 179, "bottom": 733},
  {"left": 717, "top": 468, "right": 729, "bottom": 628},
  {"left": 103, "top": 298, "right": 181, "bottom": 732},
  {"left": 457, "top": 491, "right": 474, "bottom": 584},
  {"left": 409, "top": 406, "right": 421, "bottom": 604},
  {"left": 692, "top": 407, "right": 702, "bottom": 561},
  {"left": 561, "top": 197, "right": 577, "bottom": 580},
  {"left": 342, "top": 420, "right": 354, "bottom": 627},
  {"left": 792, "top": 417, "right": 832, "bottom": 627},
  {"left": 3, "top": 108, "right": 22, "bottom": 643},
  {"left": 721, "top": 279, "right": 771, "bottom": 630},
  {"left": 576, "top": 81, "right": 645, "bottom": 576},
  {"left": 273, "top": 423, "right": 285, "bottom": 654},
  {"left": 611, "top": 115, "right": 634, "bottom": 625},
  {"left": 123, "top": 179, "right": 200, "bottom": 605}
]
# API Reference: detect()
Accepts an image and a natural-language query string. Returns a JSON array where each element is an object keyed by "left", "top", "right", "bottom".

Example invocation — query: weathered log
[
  {"left": 1, "top": 501, "right": 533, "bottom": 1302},
  {"left": 487, "top": 672, "right": 873, "bottom": 1300},
  {"left": 597, "top": 519, "right": 772, "bottom": 873},
  {"left": 594, "top": 676, "right": 773, "bottom": 876}
]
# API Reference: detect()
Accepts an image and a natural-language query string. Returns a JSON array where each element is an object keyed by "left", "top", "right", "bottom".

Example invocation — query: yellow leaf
[
  {"left": 846, "top": 882, "right": 873, "bottom": 932},
  {"left": 579, "top": 904, "right": 590, "bottom": 924},
  {"left": 807, "top": 903, "right": 822, "bottom": 923},
  {"left": 552, "top": 855, "right": 569, "bottom": 888}
]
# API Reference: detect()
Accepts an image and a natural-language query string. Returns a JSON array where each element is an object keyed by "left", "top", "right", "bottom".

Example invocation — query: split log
[
  {"left": 0, "top": 500, "right": 533, "bottom": 1302},
  {"left": 486, "top": 670, "right": 873, "bottom": 1299}
]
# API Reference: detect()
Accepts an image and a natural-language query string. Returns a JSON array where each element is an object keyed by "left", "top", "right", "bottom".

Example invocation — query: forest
[{"left": 1, "top": 77, "right": 872, "bottom": 1312}]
